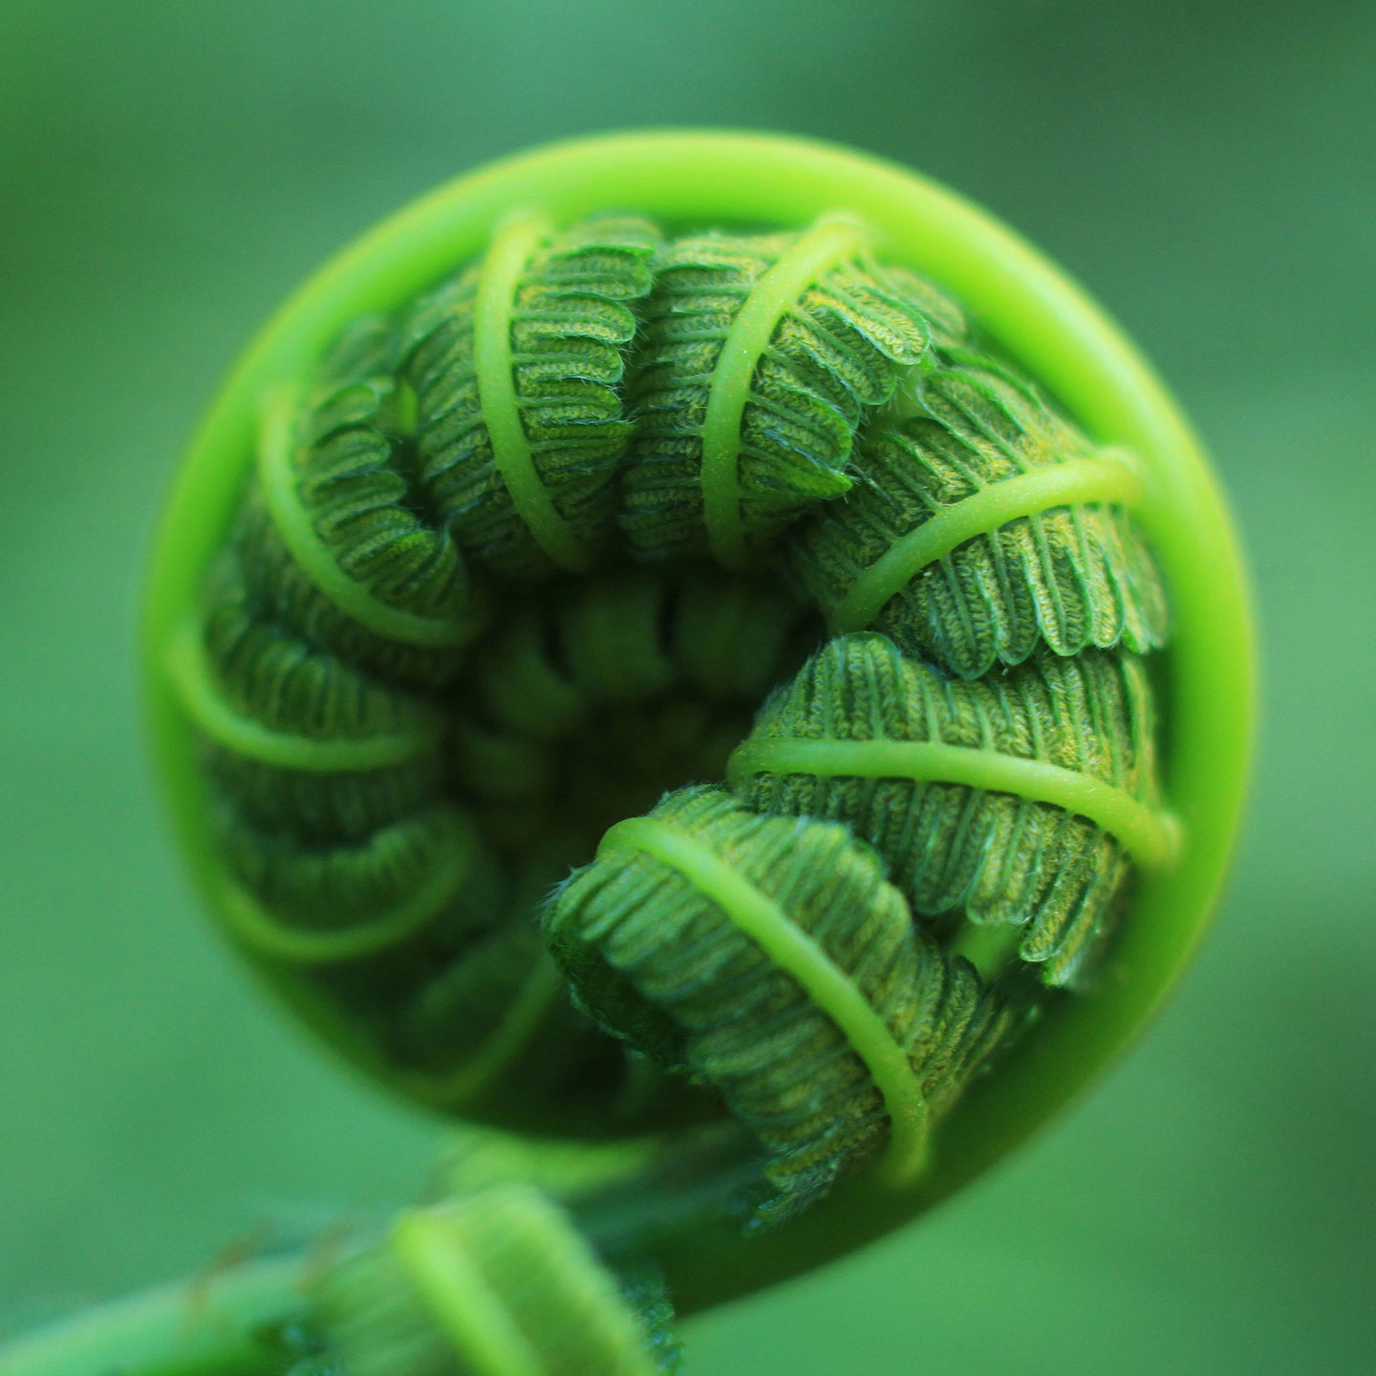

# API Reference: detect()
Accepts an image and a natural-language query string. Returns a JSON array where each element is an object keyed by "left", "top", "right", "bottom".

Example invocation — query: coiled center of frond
[{"left": 168, "top": 206, "right": 1173, "bottom": 1221}]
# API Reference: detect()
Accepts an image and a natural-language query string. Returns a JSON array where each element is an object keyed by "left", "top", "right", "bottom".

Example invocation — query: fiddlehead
[
  {"left": 171, "top": 193, "right": 1170, "bottom": 1255},
  {"left": 132, "top": 132, "right": 1253, "bottom": 1368}
]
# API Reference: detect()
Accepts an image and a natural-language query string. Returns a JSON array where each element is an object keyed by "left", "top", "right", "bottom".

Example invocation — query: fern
[
  {"left": 733, "top": 632, "right": 1164, "bottom": 986},
  {"left": 543, "top": 785, "right": 1012, "bottom": 1219},
  {"left": 790, "top": 355, "right": 1168, "bottom": 679}
]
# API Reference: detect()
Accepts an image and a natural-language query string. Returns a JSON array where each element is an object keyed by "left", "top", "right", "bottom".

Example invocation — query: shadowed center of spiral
[{"left": 450, "top": 564, "right": 823, "bottom": 872}]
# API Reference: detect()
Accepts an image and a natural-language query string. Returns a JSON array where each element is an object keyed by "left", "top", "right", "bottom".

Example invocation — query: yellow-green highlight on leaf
[{"left": 728, "top": 736, "right": 1180, "bottom": 872}]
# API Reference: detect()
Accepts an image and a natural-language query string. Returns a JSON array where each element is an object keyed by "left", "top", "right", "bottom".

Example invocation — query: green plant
[{"left": 1, "top": 130, "right": 1253, "bottom": 1376}]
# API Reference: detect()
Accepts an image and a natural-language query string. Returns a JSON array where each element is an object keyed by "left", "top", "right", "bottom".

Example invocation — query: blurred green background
[{"left": 1, "top": 1, "right": 1372, "bottom": 1371}]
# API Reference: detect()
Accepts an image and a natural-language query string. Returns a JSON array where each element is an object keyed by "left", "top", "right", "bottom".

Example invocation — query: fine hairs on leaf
[
  {"left": 619, "top": 223, "right": 940, "bottom": 564},
  {"left": 789, "top": 354, "right": 1168, "bottom": 680},
  {"left": 730, "top": 632, "right": 1163, "bottom": 986},
  {"left": 401, "top": 216, "right": 661, "bottom": 577}
]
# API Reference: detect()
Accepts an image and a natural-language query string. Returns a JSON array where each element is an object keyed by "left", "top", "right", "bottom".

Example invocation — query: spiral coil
[{"left": 167, "top": 199, "right": 1173, "bottom": 1278}]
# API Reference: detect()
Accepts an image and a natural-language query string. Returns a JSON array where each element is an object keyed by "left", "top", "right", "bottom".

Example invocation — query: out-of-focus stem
[{"left": 0, "top": 1256, "right": 310, "bottom": 1376}]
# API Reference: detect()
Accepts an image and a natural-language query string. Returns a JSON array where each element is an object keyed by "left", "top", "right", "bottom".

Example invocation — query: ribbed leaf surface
[
  {"left": 543, "top": 786, "right": 1011, "bottom": 1219},
  {"left": 620, "top": 233, "right": 953, "bottom": 559},
  {"left": 233, "top": 490, "right": 464, "bottom": 689},
  {"left": 790, "top": 356, "right": 1168, "bottom": 679},
  {"left": 321, "top": 1186, "right": 676, "bottom": 1376},
  {"left": 292, "top": 318, "right": 469, "bottom": 615},
  {"left": 197, "top": 551, "right": 446, "bottom": 839},
  {"left": 736, "top": 633, "right": 1162, "bottom": 986},
  {"left": 403, "top": 218, "right": 659, "bottom": 574}
]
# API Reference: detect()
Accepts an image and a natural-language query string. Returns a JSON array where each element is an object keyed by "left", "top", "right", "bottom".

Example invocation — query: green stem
[{"left": 0, "top": 1258, "right": 309, "bottom": 1376}]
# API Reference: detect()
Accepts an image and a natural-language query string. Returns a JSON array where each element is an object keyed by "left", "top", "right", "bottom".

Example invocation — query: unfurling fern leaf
[
  {"left": 619, "top": 220, "right": 956, "bottom": 567},
  {"left": 129, "top": 134, "right": 1254, "bottom": 1376},
  {"left": 730, "top": 632, "right": 1173, "bottom": 986},
  {"left": 171, "top": 557, "right": 446, "bottom": 840},
  {"left": 247, "top": 319, "right": 483, "bottom": 681},
  {"left": 789, "top": 354, "right": 1168, "bottom": 680},
  {"left": 401, "top": 216, "right": 661, "bottom": 577},
  {"left": 543, "top": 786, "right": 1012, "bottom": 1220}
]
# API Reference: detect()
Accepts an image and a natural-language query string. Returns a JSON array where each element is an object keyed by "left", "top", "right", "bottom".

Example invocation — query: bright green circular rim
[{"left": 141, "top": 128, "right": 1255, "bottom": 1312}]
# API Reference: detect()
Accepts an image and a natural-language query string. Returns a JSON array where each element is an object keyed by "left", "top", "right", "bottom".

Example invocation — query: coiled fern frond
[
  {"left": 543, "top": 785, "right": 1013, "bottom": 1221},
  {"left": 115, "top": 130, "right": 1270, "bottom": 1376},
  {"left": 148, "top": 167, "right": 1207, "bottom": 1367},
  {"left": 166, "top": 206, "right": 1176, "bottom": 1168},
  {"left": 80, "top": 126, "right": 1271, "bottom": 1376}
]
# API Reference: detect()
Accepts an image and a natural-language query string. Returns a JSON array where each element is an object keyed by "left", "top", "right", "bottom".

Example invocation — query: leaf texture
[
  {"left": 735, "top": 632, "right": 1162, "bottom": 986},
  {"left": 292, "top": 318, "right": 471, "bottom": 617},
  {"left": 202, "top": 556, "right": 436, "bottom": 742},
  {"left": 402, "top": 218, "right": 660, "bottom": 575},
  {"left": 619, "top": 233, "right": 954, "bottom": 560},
  {"left": 233, "top": 489, "right": 465, "bottom": 689},
  {"left": 789, "top": 355, "right": 1168, "bottom": 679},
  {"left": 320, "top": 1185, "right": 677, "bottom": 1376},
  {"left": 543, "top": 786, "right": 1012, "bottom": 1219},
  {"left": 198, "top": 552, "right": 446, "bottom": 839}
]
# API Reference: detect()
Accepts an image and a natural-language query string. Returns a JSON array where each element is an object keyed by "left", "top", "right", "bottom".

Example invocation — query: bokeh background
[{"left": 1, "top": 1, "right": 1373, "bottom": 1372}]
